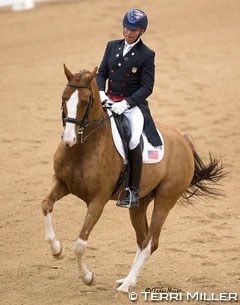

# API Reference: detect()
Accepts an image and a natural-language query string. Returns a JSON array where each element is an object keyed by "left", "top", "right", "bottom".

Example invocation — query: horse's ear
[
  {"left": 63, "top": 64, "right": 73, "bottom": 81},
  {"left": 87, "top": 67, "right": 98, "bottom": 82}
]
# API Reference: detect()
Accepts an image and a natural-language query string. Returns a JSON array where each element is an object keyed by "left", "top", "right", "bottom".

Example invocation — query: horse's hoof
[
  {"left": 117, "top": 283, "right": 129, "bottom": 293},
  {"left": 87, "top": 272, "right": 95, "bottom": 286},
  {"left": 52, "top": 243, "right": 64, "bottom": 260},
  {"left": 114, "top": 278, "right": 126, "bottom": 289},
  {"left": 82, "top": 272, "right": 95, "bottom": 286}
]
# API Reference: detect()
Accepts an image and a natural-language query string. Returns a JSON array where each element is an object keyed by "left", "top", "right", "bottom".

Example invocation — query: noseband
[{"left": 62, "top": 83, "right": 111, "bottom": 143}]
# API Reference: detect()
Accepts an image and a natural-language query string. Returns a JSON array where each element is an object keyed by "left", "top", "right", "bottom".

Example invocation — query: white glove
[
  {"left": 111, "top": 100, "right": 129, "bottom": 115},
  {"left": 99, "top": 91, "right": 113, "bottom": 107}
]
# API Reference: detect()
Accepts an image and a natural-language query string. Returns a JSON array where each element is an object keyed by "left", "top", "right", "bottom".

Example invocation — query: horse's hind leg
[
  {"left": 41, "top": 175, "right": 69, "bottom": 258},
  {"left": 116, "top": 198, "right": 150, "bottom": 291},
  {"left": 117, "top": 196, "right": 176, "bottom": 293}
]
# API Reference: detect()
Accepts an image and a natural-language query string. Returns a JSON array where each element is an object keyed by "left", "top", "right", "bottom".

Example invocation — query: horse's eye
[
  {"left": 80, "top": 99, "right": 88, "bottom": 106},
  {"left": 62, "top": 93, "right": 69, "bottom": 101}
]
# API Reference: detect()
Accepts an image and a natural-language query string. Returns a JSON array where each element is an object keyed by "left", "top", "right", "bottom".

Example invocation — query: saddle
[
  {"left": 111, "top": 114, "right": 131, "bottom": 194},
  {"left": 113, "top": 114, "right": 131, "bottom": 159},
  {"left": 111, "top": 113, "right": 161, "bottom": 195},
  {"left": 113, "top": 114, "right": 144, "bottom": 158},
  {"left": 109, "top": 110, "right": 163, "bottom": 165}
]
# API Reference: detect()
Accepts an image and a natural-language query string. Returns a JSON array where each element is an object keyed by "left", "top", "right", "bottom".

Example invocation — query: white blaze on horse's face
[{"left": 62, "top": 90, "right": 78, "bottom": 147}]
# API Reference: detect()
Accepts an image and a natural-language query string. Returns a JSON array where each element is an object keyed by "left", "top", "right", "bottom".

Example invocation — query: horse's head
[{"left": 61, "top": 64, "right": 100, "bottom": 147}]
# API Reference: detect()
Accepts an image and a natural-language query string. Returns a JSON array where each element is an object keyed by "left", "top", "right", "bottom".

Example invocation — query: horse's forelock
[
  {"left": 82, "top": 69, "right": 91, "bottom": 74},
  {"left": 74, "top": 70, "right": 91, "bottom": 82}
]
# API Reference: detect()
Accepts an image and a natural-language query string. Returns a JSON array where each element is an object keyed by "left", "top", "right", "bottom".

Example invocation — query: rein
[{"left": 63, "top": 83, "right": 114, "bottom": 143}]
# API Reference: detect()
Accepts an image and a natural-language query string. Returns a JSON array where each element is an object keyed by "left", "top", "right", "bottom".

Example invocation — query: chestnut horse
[{"left": 41, "top": 65, "right": 225, "bottom": 293}]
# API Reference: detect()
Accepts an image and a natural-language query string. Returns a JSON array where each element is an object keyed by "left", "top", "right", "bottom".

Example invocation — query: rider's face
[{"left": 123, "top": 27, "right": 144, "bottom": 44}]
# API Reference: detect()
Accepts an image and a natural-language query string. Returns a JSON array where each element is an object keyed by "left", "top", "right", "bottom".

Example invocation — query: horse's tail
[{"left": 182, "top": 134, "right": 227, "bottom": 201}]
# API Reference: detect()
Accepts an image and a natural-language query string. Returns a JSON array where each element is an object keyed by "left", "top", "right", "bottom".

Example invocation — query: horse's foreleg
[
  {"left": 74, "top": 200, "right": 105, "bottom": 285},
  {"left": 42, "top": 175, "right": 69, "bottom": 258}
]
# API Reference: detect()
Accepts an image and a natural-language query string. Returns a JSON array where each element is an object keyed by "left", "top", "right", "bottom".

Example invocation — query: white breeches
[{"left": 123, "top": 106, "right": 144, "bottom": 150}]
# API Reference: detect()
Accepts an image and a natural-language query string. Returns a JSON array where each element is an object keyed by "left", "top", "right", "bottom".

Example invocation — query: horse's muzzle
[{"left": 61, "top": 134, "right": 77, "bottom": 147}]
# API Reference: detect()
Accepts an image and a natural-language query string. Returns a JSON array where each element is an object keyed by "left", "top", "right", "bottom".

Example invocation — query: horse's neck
[
  {"left": 69, "top": 116, "right": 112, "bottom": 161},
  {"left": 79, "top": 81, "right": 111, "bottom": 148},
  {"left": 90, "top": 80, "right": 105, "bottom": 121}
]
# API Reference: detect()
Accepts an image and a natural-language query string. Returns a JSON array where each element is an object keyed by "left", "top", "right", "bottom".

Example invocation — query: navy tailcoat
[{"left": 96, "top": 39, "right": 162, "bottom": 146}]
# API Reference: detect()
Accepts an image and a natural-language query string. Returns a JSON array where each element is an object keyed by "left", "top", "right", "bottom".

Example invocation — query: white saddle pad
[{"left": 108, "top": 110, "right": 164, "bottom": 164}]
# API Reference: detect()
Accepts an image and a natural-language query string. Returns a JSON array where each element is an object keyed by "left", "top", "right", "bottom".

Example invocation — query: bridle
[
  {"left": 62, "top": 83, "right": 112, "bottom": 143},
  {"left": 63, "top": 83, "right": 93, "bottom": 128}
]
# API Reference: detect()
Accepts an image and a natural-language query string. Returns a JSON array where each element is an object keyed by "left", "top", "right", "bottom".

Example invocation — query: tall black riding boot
[{"left": 118, "top": 144, "right": 142, "bottom": 208}]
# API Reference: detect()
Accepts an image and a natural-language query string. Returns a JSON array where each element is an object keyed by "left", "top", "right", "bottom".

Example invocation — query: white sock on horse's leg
[
  {"left": 44, "top": 212, "right": 62, "bottom": 255},
  {"left": 74, "top": 238, "right": 94, "bottom": 285},
  {"left": 117, "top": 239, "right": 152, "bottom": 293},
  {"left": 115, "top": 245, "right": 141, "bottom": 286}
]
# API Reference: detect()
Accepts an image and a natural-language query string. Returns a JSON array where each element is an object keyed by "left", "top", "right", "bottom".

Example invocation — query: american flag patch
[{"left": 148, "top": 150, "right": 159, "bottom": 160}]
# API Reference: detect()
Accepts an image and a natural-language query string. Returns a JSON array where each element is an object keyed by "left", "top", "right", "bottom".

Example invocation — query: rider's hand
[
  {"left": 111, "top": 100, "right": 130, "bottom": 115},
  {"left": 99, "top": 91, "right": 113, "bottom": 107}
]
